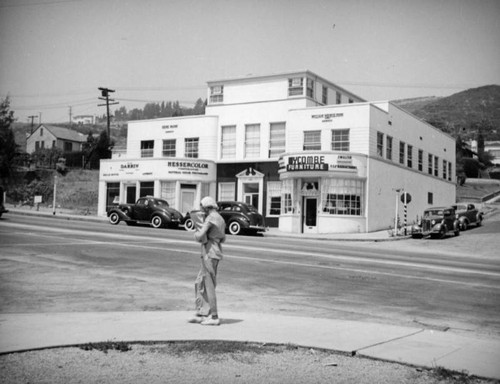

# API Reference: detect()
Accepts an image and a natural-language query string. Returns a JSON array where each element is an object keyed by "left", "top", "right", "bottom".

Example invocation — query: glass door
[{"left": 303, "top": 197, "right": 317, "bottom": 233}]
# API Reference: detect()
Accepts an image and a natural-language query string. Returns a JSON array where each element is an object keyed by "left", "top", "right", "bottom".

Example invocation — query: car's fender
[{"left": 107, "top": 208, "right": 132, "bottom": 221}]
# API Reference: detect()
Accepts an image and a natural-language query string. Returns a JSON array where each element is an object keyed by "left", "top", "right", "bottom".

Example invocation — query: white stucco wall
[{"left": 126, "top": 115, "right": 218, "bottom": 160}]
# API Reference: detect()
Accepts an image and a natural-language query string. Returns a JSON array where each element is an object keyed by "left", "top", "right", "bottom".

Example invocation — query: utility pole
[
  {"left": 69, "top": 106, "right": 72, "bottom": 125},
  {"left": 27, "top": 115, "right": 37, "bottom": 134},
  {"left": 98, "top": 87, "right": 119, "bottom": 138}
]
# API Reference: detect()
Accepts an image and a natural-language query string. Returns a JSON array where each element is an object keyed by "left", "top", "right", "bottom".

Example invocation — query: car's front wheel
[
  {"left": 228, "top": 221, "right": 242, "bottom": 235},
  {"left": 151, "top": 215, "right": 165, "bottom": 228},
  {"left": 109, "top": 212, "right": 120, "bottom": 225},
  {"left": 184, "top": 218, "right": 195, "bottom": 231}
]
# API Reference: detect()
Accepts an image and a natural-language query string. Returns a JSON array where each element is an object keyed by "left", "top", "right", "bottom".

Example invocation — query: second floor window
[
  {"left": 434, "top": 156, "right": 439, "bottom": 177},
  {"left": 407, "top": 145, "right": 413, "bottom": 168},
  {"left": 322, "top": 86, "right": 328, "bottom": 104},
  {"left": 399, "top": 141, "right": 405, "bottom": 165},
  {"left": 304, "top": 130, "right": 321, "bottom": 151},
  {"left": 162, "top": 139, "right": 176, "bottom": 157},
  {"left": 221, "top": 125, "right": 236, "bottom": 159},
  {"left": 377, "top": 132, "right": 384, "bottom": 157},
  {"left": 306, "top": 78, "right": 314, "bottom": 98},
  {"left": 336, "top": 91, "right": 341, "bottom": 104},
  {"left": 269, "top": 122, "right": 286, "bottom": 158},
  {"left": 418, "top": 149, "right": 423, "bottom": 171},
  {"left": 331, "top": 129, "right": 349, "bottom": 151},
  {"left": 210, "top": 85, "right": 223, "bottom": 103},
  {"left": 185, "top": 138, "right": 199, "bottom": 158},
  {"left": 428, "top": 154, "right": 433, "bottom": 175},
  {"left": 245, "top": 124, "right": 260, "bottom": 158},
  {"left": 386, "top": 136, "right": 393, "bottom": 160},
  {"left": 141, "top": 140, "right": 154, "bottom": 158}
]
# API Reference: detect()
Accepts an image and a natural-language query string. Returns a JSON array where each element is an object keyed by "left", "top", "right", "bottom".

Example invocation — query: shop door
[
  {"left": 303, "top": 197, "right": 317, "bottom": 234},
  {"left": 181, "top": 190, "right": 196, "bottom": 214},
  {"left": 243, "top": 183, "right": 259, "bottom": 209},
  {"left": 126, "top": 185, "right": 137, "bottom": 204}
]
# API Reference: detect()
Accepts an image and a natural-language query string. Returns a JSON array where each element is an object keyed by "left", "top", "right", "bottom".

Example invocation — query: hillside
[{"left": 394, "top": 85, "right": 500, "bottom": 139}]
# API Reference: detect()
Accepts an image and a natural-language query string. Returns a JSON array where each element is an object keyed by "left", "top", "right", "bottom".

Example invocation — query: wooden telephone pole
[{"left": 98, "top": 87, "right": 119, "bottom": 138}]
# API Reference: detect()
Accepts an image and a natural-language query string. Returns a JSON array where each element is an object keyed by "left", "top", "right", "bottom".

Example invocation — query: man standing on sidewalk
[{"left": 188, "top": 196, "right": 226, "bottom": 326}]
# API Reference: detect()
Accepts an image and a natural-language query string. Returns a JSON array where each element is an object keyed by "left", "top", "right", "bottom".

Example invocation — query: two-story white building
[{"left": 98, "top": 70, "right": 456, "bottom": 234}]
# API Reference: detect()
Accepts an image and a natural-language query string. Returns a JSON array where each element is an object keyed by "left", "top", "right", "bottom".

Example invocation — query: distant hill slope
[{"left": 393, "top": 85, "right": 500, "bottom": 138}]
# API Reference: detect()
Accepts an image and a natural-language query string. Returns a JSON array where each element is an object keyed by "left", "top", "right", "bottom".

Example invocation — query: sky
[{"left": 1, "top": 0, "right": 499, "bottom": 124}]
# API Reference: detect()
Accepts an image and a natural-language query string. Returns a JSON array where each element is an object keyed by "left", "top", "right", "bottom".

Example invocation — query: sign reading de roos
[{"left": 279, "top": 154, "right": 361, "bottom": 174}]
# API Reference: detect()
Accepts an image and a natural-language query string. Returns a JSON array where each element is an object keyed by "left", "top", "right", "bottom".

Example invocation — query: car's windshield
[{"left": 424, "top": 210, "right": 443, "bottom": 217}]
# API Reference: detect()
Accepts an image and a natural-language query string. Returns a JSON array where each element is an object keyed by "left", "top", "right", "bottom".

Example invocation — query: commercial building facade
[{"left": 98, "top": 70, "right": 456, "bottom": 233}]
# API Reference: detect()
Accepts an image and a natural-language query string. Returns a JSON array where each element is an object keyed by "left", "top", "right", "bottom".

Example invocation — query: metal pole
[
  {"left": 52, "top": 175, "right": 57, "bottom": 215},
  {"left": 394, "top": 191, "right": 399, "bottom": 236}
]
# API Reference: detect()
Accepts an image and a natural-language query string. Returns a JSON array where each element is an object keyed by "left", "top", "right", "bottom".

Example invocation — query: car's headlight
[{"left": 431, "top": 219, "right": 436, "bottom": 225}]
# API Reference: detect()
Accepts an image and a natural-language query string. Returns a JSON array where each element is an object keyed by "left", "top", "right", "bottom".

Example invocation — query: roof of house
[{"left": 30, "top": 124, "right": 86, "bottom": 143}]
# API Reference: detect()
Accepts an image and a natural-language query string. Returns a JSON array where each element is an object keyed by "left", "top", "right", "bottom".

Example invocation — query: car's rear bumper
[{"left": 249, "top": 225, "right": 267, "bottom": 232}]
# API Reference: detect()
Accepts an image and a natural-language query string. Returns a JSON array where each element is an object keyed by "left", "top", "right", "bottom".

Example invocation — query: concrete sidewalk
[{"left": 0, "top": 311, "right": 499, "bottom": 380}]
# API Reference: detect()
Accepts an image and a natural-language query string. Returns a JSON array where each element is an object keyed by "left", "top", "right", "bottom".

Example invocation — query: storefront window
[
  {"left": 218, "top": 182, "right": 235, "bottom": 201},
  {"left": 321, "top": 178, "right": 364, "bottom": 216},
  {"left": 106, "top": 182, "right": 120, "bottom": 210},
  {"left": 160, "top": 181, "right": 175, "bottom": 203},
  {"left": 140, "top": 181, "right": 154, "bottom": 197},
  {"left": 281, "top": 179, "right": 294, "bottom": 213},
  {"left": 267, "top": 181, "right": 281, "bottom": 216}
]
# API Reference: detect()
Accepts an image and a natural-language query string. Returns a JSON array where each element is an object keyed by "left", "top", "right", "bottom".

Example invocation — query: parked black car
[
  {"left": 411, "top": 206, "right": 460, "bottom": 239},
  {"left": 182, "top": 201, "right": 267, "bottom": 235},
  {"left": 107, "top": 196, "right": 183, "bottom": 229},
  {"left": 451, "top": 203, "right": 483, "bottom": 230}
]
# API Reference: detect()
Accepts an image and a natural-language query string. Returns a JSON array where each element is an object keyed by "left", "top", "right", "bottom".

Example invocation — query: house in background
[{"left": 26, "top": 124, "right": 86, "bottom": 154}]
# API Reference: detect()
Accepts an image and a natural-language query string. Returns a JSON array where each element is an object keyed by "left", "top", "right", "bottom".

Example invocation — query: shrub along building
[{"left": 98, "top": 70, "right": 456, "bottom": 234}]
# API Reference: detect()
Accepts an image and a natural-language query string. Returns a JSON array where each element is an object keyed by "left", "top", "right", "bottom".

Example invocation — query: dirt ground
[{"left": 0, "top": 341, "right": 495, "bottom": 384}]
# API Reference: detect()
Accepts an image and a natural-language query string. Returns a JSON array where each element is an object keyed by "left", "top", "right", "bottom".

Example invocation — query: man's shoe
[
  {"left": 200, "top": 317, "right": 220, "bottom": 326},
  {"left": 187, "top": 315, "right": 206, "bottom": 324}
]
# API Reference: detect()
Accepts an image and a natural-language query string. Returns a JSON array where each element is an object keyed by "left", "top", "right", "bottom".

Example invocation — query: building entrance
[{"left": 303, "top": 197, "right": 317, "bottom": 233}]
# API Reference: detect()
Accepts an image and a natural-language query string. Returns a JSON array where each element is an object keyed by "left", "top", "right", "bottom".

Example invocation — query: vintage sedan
[
  {"left": 412, "top": 206, "right": 460, "bottom": 239},
  {"left": 183, "top": 201, "right": 267, "bottom": 235},
  {"left": 107, "top": 196, "right": 183, "bottom": 229},
  {"left": 451, "top": 203, "right": 483, "bottom": 230}
]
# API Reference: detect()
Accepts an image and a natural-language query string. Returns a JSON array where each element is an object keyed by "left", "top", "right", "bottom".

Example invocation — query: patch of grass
[
  {"left": 79, "top": 341, "right": 132, "bottom": 354},
  {"left": 430, "top": 366, "right": 478, "bottom": 384}
]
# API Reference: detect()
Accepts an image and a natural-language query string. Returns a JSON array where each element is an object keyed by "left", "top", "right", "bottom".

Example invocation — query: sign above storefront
[
  {"left": 100, "top": 159, "right": 216, "bottom": 181},
  {"left": 279, "top": 153, "right": 366, "bottom": 176}
]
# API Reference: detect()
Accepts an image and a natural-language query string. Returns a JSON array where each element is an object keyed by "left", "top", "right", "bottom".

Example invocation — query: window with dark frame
[
  {"left": 377, "top": 132, "right": 384, "bottom": 157},
  {"left": 428, "top": 154, "right": 433, "bottom": 174},
  {"left": 399, "top": 141, "right": 405, "bottom": 165},
  {"left": 141, "top": 140, "right": 154, "bottom": 158},
  {"left": 407, "top": 145, "right": 413, "bottom": 168},
  {"left": 322, "top": 86, "right": 328, "bottom": 104},
  {"left": 386, "top": 136, "right": 393, "bottom": 160},
  {"left": 418, "top": 149, "right": 423, "bottom": 171}
]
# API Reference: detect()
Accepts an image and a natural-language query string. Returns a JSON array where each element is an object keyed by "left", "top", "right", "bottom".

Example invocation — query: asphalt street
[{"left": 1, "top": 213, "right": 499, "bottom": 337}]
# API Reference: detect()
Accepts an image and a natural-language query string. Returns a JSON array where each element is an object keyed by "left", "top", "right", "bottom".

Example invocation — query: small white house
[{"left": 26, "top": 124, "right": 86, "bottom": 154}]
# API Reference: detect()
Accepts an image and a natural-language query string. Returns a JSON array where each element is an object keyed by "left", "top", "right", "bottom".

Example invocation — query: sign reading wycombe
[{"left": 280, "top": 154, "right": 359, "bottom": 173}]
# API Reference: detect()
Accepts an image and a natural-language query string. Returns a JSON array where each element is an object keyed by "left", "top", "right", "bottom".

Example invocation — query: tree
[
  {"left": 94, "top": 130, "right": 113, "bottom": 160},
  {"left": 0, "top": 97, "right": 17, "bottom": 182}
]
